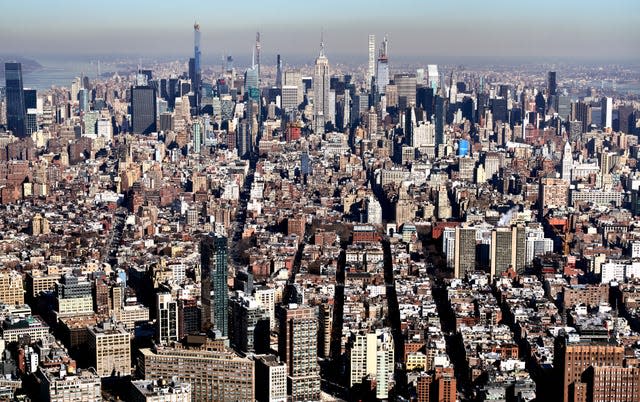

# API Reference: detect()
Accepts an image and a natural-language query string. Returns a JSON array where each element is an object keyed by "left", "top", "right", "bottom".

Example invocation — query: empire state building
[{"left": 313, "top": 39, "right": 332, "bottom": 134}]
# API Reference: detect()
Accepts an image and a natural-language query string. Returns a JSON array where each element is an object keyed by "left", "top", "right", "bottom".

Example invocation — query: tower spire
[{"left": 320, "top": 29, "right": 325, "bottom": 57}]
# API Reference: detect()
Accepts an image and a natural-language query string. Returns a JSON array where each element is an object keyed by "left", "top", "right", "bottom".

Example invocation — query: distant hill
[{"left": 0, "top": 56, "right": 43, "bottom": 79}]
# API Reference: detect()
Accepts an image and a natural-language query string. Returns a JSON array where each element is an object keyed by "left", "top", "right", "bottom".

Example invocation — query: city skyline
[{"left": 1, "top": 0, "right": 639, "bottom": 63}]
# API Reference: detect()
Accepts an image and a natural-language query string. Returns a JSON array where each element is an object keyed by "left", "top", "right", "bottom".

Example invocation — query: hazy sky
[{"left": 1, "top": 0, "right": 639, "bottom": 65}]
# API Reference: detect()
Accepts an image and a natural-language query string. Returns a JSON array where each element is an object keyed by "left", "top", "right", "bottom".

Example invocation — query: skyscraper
[
  {"left": 313, "top": 38, "right": 332, "bottom": 134},
  {"left": 276, "top": 54, "right": 283, "bottom": 88},
  {"left": 255, "top": 31, "right": 261, "bottom": 85},
  {"left": 548, "top": 71, "right": 557, "bottom": 96},
  {"left": 200, "top": 233, "right": 229, "bottom": 336},
  {"left": 5, "top": 62, "right": 27, "bottom": 137},
  {"left": 131, "top": 86, "right": 157, "bottom": 134},
  {"left": 367, "top": 34, "right": 375, "bottom": 90},
  {"left": 490, "top": 225, "right": 526, "bottom": 278},
  {"left": 376, "top": 35, "right": 389, "bottom": 94},
  {"left": 394, "top": 73, "right": 417, "bottom": 110},
  {"left": 454, "top": 227, "right": 476, "bottom": 278},
  {"left": 193, "top": 22, "right": 202, "bottom": 114},
  {"left": 278, "top": 304, "right": 321, "bottom": 401}
]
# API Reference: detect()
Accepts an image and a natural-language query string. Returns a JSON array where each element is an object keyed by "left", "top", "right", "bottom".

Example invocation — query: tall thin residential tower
[
  {"left": 193, "top": 22, "right": 202, "bottom": 114},
  {"left": 367, "top": 34, "right": 375, "bottom": 90},
  {"left": 376, "top": 35, "right": 389, "bottom": 94}
]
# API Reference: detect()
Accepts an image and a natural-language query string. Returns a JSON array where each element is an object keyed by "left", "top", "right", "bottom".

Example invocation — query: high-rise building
[
  {"left": 193, "top": 22, "right": 202, "bottom": 114},
  {"left": 434, "top": 95, "right": 446, "bottom": 151},
  {"left": 254, "top": 286, "right": 276, "bottom": 330},
  {"left": 538, "top": 177, "right": 569, "bottom": 211},
  {"left": 561, "top": 141, "right": 573, "bottom": 182},
  {"left": 571, "top": 101, "right": 592, "bottom": 133},
  {"left": 254, "top": 354, "right": 287, "bottom": 402},
  {"left": 275, "top": 54, "right": 283, "bottom": 88},
  {"left": 277, "top": 304, "right": 321, "bottom": 401},
  {"left": 200, "top": 233, "right": 229, "bottom": 336},
  {"left": 394, "top": 73, "right": 417, "bottom": 110},
  {"left": 454, "top": 227, "right": 476, "bottom": 278},
  {"left": 490, "top": 225, "right": 526, "bottom": 278},
  {"left": 367, "top": 34, "right": 375, "bottom": 90},
  {"left": 317, "top": 302, "right": 332, "bottom": 359},
  {"left": 548, "top": 71, "right": 557, "bottom": 96},
  {"left": 177, "top": 298, "right": 200, "bottom": 338},
  {"left": 376, "top": 36, "right": 389, "bottom": 94},
  {"left": 601, "top": 96, "right": 612, "bottom": 129},
  {"left": 589, "top": 366, "right": 640, "bottom": 402},
  {"left": 157, "top": 293, "right": 179, "bottom": 345},
  {"left": 5, "top": 62, "right": 26, "bottom": 137},
  {"left": 228, "top": 291, "right": 270, "bottom": 355},
  {"left": 554, "top": 336, "right": 624, "bottom": 402},
  {"left": 131, "top": 86, "right": 157, "bottom": 134},
  {"left": 348, "top": 329, "right": 395, "bottom": 399},
  {"left": 88, "top": 321, "right": 131, "bottom": 377},
  {"left": 313, "top": 39, "right": 332, "bottom": 134},
  {"left": 139, "top": 340, "right": 255, "bottom": 402}
]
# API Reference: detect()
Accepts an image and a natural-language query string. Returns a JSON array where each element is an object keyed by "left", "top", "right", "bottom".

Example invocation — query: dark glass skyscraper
[
  {"left": 5, "top": 62, "right": 27, "bottom": 137},
  {"left": 131, "top": 86, "right": 157, "bottom": 134},
  {"left": 200, "top": 233, "right": 229, "bottom": 337},
  {"left": 548, "top": 71, "right": 557, "bottom": 96},
  {"left": 435, "top": 95, "right": 445, "bottom": 149}
]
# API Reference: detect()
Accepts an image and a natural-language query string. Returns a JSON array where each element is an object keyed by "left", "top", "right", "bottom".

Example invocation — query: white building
[{"left": 348, "top": 328, "right": 395, "bottom": 399}]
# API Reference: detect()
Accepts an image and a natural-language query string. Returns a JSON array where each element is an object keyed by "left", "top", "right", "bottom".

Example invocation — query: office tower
[
  {"left": 561, "top": 141, "right": 573, "bottom": 181},
  {"left": 193, "top": 22, "right": 202, "bottom": 114},
  {"left": 78, "top": 88, "right": 89, "bottom": 113},
  {"left": 554, "top": 336, "right": 624, "bottom": 402},
  {"left": 5, "top": 63, "right": 26, "bottom": 137},
  {"left": 237, "top": 120, "right": 252, "bottom": 159},
  {"left": 255, "top": 355, "right": 287, "bottom": 402},
  {"left": 200, "top": 233, "right": 229, "bottom": 336},
  {"left": 156, "top": 293, "right": 178, "bottom": 345},
  {"left": 348, "top": 329, "right": 394, "bottom": 399},
  {"left": 281, "top": 85, "right": 299, "bottom": 112},
  {"left": 417, "top": 86, "right": 434, "bottom": 120},
  {"left": 88, "top": 321, "right": 131, "bottom": 377},
  {"left": 490, "top": 225, "right": 526, "bottom": 278},
  {"left": 427, "top": 64, "right": 439, "bottom": 90},
  {"left": 276, "top": 54, "right": 283, "bottom": 88},
  {"left": 313, "top": 39, "right": 332, "bottom": 134},
  {"left": 284, "top": 70, "right": 304, "bottom": 107},
  {"left": 139, "top": 340, "right": 255, "bottom": 402},
  {"left": 394, "top": 73, "right": 417, "bottom": 110},
  {"left": 376, "top": 35, "right": 389, "bottom": 94},
  {"left": 454, "top": 227, "right": 476, "bottom": 278},
  {"left": 601, "top": 96, "right": 612, "bottom": 129},
  {"left": 367, "top": 34, "right": 375, "bottom": 90},
  {"left": 277, "top": 304, "right": 321, "bottom": 401},
  {"left": 490, "top": 98, "right": 508, "bottom": 123},
  {"left": 617, "top": 104, "right": 634, "bottom": 134},
  {"left": 228, "top": 291, "right": 270, "bottom": 355},
  {"left": 131, "top": 86, "right": 157, "bottom": 134},
  {"left": 571, "top": 101, "right": 592, "bottom": 133},
  {"left": 548, "top": 71, "right": 557, "bottom": 96}
]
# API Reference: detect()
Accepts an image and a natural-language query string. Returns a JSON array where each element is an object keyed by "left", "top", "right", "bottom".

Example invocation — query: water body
[{"left": 21, "top": 58, "right": 101, "bottom": 91}]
